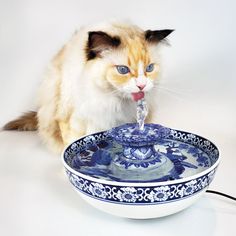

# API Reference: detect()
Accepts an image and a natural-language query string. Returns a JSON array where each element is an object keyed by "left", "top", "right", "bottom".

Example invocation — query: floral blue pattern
[
  {"left": 66, "top": 169, "right": 216, "bottom": 204},
  {"left": 108, "top": 123, "right": 171, "bottom": 146}
]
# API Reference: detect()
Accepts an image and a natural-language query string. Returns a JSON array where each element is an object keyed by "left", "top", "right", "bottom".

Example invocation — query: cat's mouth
[{"left": 131, "top": 91, "right": 145, "bottom": 101}]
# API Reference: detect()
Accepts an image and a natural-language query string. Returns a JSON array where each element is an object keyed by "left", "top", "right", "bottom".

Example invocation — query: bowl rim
[{"left": 61, "top": 128, "right": 221, "bottom": 187}]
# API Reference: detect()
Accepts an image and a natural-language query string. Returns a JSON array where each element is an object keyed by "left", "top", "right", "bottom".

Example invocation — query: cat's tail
[{"left": 3, "top": 111, "right": 38, "bottom": 131}]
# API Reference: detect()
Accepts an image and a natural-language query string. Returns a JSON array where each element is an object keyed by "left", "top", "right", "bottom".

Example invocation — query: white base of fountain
[{"left": 75, "top": 188, "right": 206, "bottom": 219}]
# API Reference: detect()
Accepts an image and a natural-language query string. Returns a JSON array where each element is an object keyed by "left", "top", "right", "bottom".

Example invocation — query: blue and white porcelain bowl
[{"left": 62, "top": 124, "right": 220, "bottom": 219}]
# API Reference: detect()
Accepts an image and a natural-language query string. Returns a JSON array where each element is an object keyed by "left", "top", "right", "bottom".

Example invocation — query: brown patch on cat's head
[
  {"left": 86, "top": 31, "right": 121, "bottom": 60},
  {"left": 145, "top": 29, "right": 174, "bottom": 44},
  {"left": 125, "top": 36, "right": 149, "bottom": 77},
  {"left": 105, "top": 35, "right": 150, "bottom": 87}
]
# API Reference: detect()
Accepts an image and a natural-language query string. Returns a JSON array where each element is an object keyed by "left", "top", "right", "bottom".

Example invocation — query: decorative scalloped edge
[{"left": 64, "top": 128, "right": 219, "bottom": 168}]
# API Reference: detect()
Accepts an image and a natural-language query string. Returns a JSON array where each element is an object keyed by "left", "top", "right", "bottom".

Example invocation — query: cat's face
[{"left": 86, "top": 25, "right": 173, "bottom": 101}]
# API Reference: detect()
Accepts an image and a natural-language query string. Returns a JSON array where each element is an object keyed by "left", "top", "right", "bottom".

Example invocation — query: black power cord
[{"left": 206, "top": 190, "right": 236, "bottom": 201}]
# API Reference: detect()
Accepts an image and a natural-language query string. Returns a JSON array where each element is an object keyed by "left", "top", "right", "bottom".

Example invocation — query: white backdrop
[{"left": 0, "top": 1, "right": 236, "bottom": 236}]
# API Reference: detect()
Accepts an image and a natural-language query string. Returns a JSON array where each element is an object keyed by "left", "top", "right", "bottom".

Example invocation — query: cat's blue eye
[
  {"left": 146, "top": 63, "right": 155, "bottom": 72},
  {"left": 116, "top": 65, "right": 130, "bottom": 74}
]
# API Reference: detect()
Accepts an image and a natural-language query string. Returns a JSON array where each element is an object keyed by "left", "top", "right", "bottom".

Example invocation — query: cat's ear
[
  {"left": 145, "top": 29, "right": 174, "bottom": 43},
  {"left": 86, "top": 31, "right": 121, "bottom": 60}
]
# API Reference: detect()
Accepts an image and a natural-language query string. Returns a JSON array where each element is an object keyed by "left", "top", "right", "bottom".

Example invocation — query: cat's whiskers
[{"left": 154, "top": 83, "right": 185, "bottom": 100}]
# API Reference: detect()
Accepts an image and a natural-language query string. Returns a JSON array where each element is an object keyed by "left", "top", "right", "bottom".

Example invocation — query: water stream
[{"left": 136, "top": 98, "right": 148, "bottom": 130}]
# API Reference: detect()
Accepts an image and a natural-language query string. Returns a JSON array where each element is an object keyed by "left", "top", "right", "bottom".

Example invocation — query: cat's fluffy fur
[{"left": 4, "top": 21, "right": 173, "bottom": 153}]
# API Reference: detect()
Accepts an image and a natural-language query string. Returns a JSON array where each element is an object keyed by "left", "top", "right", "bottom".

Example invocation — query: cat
[{"left": 3, "top": 21, "right": 173, "bottom": 153}]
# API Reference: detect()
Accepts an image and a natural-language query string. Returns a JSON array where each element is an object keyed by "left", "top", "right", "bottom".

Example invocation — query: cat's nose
[{"left": 137, "top": 84, "right": 146, "bottom": 90}]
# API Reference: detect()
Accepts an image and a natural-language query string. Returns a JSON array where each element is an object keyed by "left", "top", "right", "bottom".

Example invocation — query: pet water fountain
[{"left": 62, "top": 97, "right": 220, "bottom": 219}]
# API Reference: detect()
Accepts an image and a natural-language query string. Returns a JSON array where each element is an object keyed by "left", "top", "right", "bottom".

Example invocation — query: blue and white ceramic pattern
[
  {"left": 66, "top": 169, "right": 216, "bottom": 204},
  {"left": 62, "top": 123, "right": 220, "bottom": 219},
  {"left": 108, "top": 123, "right": 171, "bottom": 147}
]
